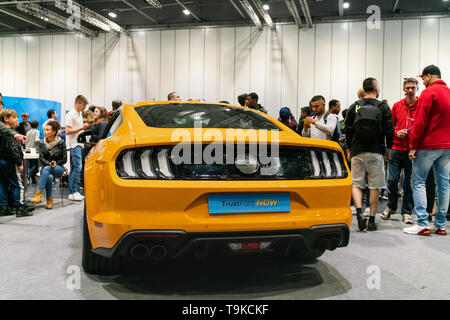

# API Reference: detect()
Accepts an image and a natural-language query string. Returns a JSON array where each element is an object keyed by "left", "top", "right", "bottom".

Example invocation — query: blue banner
[
  {"left": 208, "top": 193, "right": 291, "bottom": 214},
  {"left": 2, "top": 96, "right": 61, "bottom": 138}
]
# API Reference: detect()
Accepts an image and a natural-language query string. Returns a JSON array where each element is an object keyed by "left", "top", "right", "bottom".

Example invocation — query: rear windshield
[{"left": 134, "top": 103, "right": 280, "bottom": 130}]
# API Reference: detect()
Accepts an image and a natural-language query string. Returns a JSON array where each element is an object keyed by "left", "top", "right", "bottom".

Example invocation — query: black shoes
[
  {"left": 367, "top": 220, "right": 377, "bottom": 231},
  {"left": 11, "top": 205, "right": 35, "bottom": 217},
  {"left": 0, "top": 206, "right": 10, "bottom": 216},
  {"left": 357, "top": 213, "right": 367, "bottom": 231}
]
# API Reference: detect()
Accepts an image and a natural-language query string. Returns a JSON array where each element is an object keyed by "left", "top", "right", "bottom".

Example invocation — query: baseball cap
[
  {"left": 417, "top": 65, "right": 441, "bottom": 78},
  {"left": 279, "top": 107, "right": 291, "bottom": 120}
]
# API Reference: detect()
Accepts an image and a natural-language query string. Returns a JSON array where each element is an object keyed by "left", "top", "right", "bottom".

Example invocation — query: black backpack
[
  {"left": 323, "top": 112, "right": 340, "bottom": 143},
  {"left": 353, "top": 99, "right": 384, "bottom": 142}
]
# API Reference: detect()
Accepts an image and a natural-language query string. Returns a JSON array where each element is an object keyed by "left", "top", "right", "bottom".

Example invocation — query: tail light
[{"left": 116, "top": 147, "right": 174, "bottom": 179}]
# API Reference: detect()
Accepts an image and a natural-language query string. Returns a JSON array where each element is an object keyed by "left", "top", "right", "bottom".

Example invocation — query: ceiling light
[
  {"left": 108, "top": 12, "right": 117, "bottom": 18},
  {"left": 183, "top": 9, "right": 190, "bottom": 15},
  {"left": 343, "top": 2, "right": 349, "bottom": 9},
  {"left": 263, "top": 4, "right": 270, "bottom": 10}
]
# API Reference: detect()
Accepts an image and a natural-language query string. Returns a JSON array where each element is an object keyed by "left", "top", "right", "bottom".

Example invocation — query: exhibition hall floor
[{"left": 1, "top": 201, "right": 449, "bottom": 300}]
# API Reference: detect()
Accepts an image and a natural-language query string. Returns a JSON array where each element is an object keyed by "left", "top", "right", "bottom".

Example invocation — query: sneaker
[
  {"left": 0, "top": 206, "right": 9, "bottom": 216},
  {"left": 69, "top": 193, "right": 84, "bottom": 201},
  {"left": 357, "top": 214, "right": 367, "bottom": 231},
  {"left": 367, "top": 220, "right": 377, "bottom": 231},
  {"left": 15, "top": 206, "right": 34, "bottom": 217},
  {"left": 431, "top": 226, "right": 447, "bottom": 236},
  {"left": 401, "top": 214, "right": 413, "bottom": 225},
  {"left": 74, "top": 192, "right": 85, "bottom": 200},
  {"left": 381, "top": 207, "right": 396, "bottom": 220},
  {"left": 403, "top": 225, "right": 431, "bottom": 236}
]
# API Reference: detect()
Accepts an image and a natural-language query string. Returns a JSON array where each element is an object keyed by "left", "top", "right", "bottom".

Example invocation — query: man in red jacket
[
  {"left": 381, "top": 78, "right": 418, "bottom": 224},
  {"left": 404, "top": 65, "right": 450, "bottom": 236}
]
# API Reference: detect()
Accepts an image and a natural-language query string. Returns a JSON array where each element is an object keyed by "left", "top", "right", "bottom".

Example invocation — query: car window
[
  {"left": 134, "top": 103, "right": 280, "bottom": 130},
  {"left": 102, "top": 110, "right": 123, "bottom": 139}
]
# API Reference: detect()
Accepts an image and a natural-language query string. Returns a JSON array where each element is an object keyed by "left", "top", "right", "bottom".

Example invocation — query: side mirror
[{"left": 77, "top": 130, "right": 94, "bottom": 144}]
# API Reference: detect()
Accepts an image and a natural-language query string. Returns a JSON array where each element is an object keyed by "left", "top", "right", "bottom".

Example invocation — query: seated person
[
  {"left": 31, "top": 120, "right": 67, "bottom": 210},
  {"left": 25, "top": 120, "right": 40, "bottom": 184},
  {"left": 0, "top": 109, "right": 34, "bottom": 217}
]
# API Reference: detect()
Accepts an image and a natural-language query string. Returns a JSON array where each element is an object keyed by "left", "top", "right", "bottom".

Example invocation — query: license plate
[{"left": 208, "top": 193, "right": 290, "bottom": 214}]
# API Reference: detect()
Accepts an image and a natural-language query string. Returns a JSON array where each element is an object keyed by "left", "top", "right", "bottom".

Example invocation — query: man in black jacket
[
  {"left": 245, "top": 92, "right": 268, "bottom": 113},
  {"left": 344, "top": 77, "right": 394, "bottom": 232},
  {"left": 0, "top": 109, "right": 34, "bottom": 217}
]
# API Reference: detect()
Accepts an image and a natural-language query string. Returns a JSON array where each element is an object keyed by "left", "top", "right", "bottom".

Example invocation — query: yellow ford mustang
[{"left": 82, "top": 101, "right": 352, "bottom": 274}]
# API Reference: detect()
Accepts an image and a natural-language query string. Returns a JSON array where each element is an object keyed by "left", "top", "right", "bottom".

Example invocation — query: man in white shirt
[
  {"left": 302, "top": 95, "right": 338, "bottom": 141},
  {"left": 65, "top": 95, "right": 90, "bottom": 201}
]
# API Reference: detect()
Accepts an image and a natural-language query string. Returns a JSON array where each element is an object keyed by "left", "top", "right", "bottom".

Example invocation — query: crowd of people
[
  {"left": 0, "top": 94, "right": 119, "bottom": 216},
  {"left": 0, "top": 64, "right": 449, "bottom": 236}
]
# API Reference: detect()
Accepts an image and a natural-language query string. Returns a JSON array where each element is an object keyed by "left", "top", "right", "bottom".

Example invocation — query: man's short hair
[
  {"left": 168, "top": 92, "right": 177, "bottom": 100},
  {"left": 30, "top": 120, "right": 39, "bottom": 129},
  {"left": 403, "top": 77, "right": 418, "bottom": 87},
  {"left": 247, "top": 92, "right": 258, "bottom": 102},
  {"left": 219, "top": 100, "right": 230, "bottom": 104},
  {"left": 363, "top": 77, "right": 377, "bottom": 93},
  {"left": 75, "top": 95, "right": 89, "bottom": 106},
  {"left": 301, "top": 106, "right": 313, "bottom": 115},
  {"left": 22, "top": 112, "right": 29, "bottom": 117},
  {"left": 0, "top": 109, "right": 17, "bottom": 123},
  {"left": 310, "top": 95, "right": 325, "bottom": 106},
  {"left": 47, "top": 109, "right": 56, "bottom": 119},
  {"left": 329, "top": 99, "right": 340, "bottom": 109},
  {"left": 237, "top": 93, "right": 248, "bottom": 106},
  {"left": 112, "top": 99, "right": 122, "bottom": 110}
]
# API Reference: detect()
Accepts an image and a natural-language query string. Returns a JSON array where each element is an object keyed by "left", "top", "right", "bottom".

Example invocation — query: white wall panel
[
  {"left": 314, "top": 23, "right": 332, "bottom": 104},
  {"left": 383, "top": 20, "right": 402, "bottom": 106},
  {"left": 2, "top": 37, "right": 14, "bottom": 96},
  {"left": 438, "top": 18, "right": 450, "bottom": 85},
  {"left": 2, "top": 17, "right": 447, "bottom": 120},
  {"left": 39, "top": 36, "right": 53, "bottom": 102},
  {"left": 347, "top": 22, "right": 366, "bottom": 105},
  {"left": 189, "top": 29, "right": 205, "bottom": 100},
  {"left": 174, "top": 29, "right": 189, "bottom": 101},
  {"left": 265, "top": 25, "right": 282, "bottom": 117},
  {"left": 365, "top": 21, "right": 384, "bottom": 101},
  {"left": 281, "top": 25, "right": 298, "bottom": 117},
  {"left": 204, "top": 28, "right": 219, "bottom": 103},
  {"left": 298, "top": 26, "right": 315, "bottom": 111},
  {"left": 118, "top": 34, "right": 131, "bottom": 104},
  {"left": 420, "top": 18, "right": 439, "bottom": 70},
  {"left": 91, "top": 33, "right": 105, "bottom": 106},
  {"left": 146, "top": 31, "right": 161, "bottom": 101},
  {"left": 52, "top": 35, "right": 65, "bottom": 108},
  {"left": 234, "top": 26, "right": 251, "bottom": 104},
  {"left": 105, "top": 33, "right": 120, "bottom": 110},
  {"left": 64, "top": 35, "right": 78, "bottom": 111},
  {"left": 0, "top": 38, "right": 3, "bottom": 92},
  {"left": 331, "top": 23, "right": 349, "bottom": 111},
  {"left": 27, "top": 36, "right": 40, "bottom": 99},
  {"left": 160, "top": 30, "right": 175, "bottom": 102},
  {"left": 14, "top": 37, "right": 27, "bottom": 97},
  {"left": 250, "top": 27, "right": 266, "bottom": 107},
  {"left": 401, "top": 20, "right": 420, "bottom": 82},
  {"left": 219, "top": 28, "right": 235, "bottom": 105},
  {"left": 131, "top": 31, "right": 147, "bottom": 103},
  {"left": 78, "top": 35, "right": 92, "bottom": 106}
]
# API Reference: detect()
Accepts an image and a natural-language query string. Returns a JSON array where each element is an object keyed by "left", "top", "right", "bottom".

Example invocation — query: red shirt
[
  {"left": 391, "top": 97, "right": 418, "bottom": 151},
  {"left": 410, "top": 80, "right": 450, "bottom": 150}
]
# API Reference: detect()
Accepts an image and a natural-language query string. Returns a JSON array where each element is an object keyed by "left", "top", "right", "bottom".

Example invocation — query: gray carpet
[{"left": 0, "top": 200, "right": 449, "bottom": 300}]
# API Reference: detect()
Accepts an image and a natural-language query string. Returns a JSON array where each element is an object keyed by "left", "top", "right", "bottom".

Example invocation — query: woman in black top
[{"left": 31, "top": 120, "right": 67, "bottom": 209}]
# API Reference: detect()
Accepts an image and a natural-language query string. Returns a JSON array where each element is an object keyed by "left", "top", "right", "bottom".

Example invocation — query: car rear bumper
[{"left": 92, "top": 224, "right": 350, "bottom": 260}]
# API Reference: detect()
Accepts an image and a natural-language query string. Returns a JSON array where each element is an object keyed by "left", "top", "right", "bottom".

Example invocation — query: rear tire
[{"left": 82, "top": 205, "right": 119, "bottom": 275}]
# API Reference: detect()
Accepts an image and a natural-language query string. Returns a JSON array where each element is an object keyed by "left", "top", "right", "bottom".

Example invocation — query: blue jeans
[
  {"left": 0, "top": 159, "right": 24, "bottom": 207},
  {"left": 388, "top": 150, "right": 413, "bottom": 214},
  {"left": 412, "top": 149, "right": 450, "bottom": 229},
  {"left": 39, "top": 165, "right": 65, "bottom": 197},
  {"left": 69, "top": 146, "right": 82, "bottom": 195}
]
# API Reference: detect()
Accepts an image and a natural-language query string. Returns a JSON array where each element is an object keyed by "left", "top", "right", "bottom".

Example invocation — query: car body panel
[{"left": 84, "top": 101, "right": 352, "bottom": 251}]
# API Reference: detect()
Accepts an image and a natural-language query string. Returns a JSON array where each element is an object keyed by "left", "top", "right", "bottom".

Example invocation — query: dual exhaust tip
[
  {"left": 317, "top": 237, "right": 340, "bottom": 252},
  {"left": 130, "top": 244, "right": 167, "bottom": 260}
]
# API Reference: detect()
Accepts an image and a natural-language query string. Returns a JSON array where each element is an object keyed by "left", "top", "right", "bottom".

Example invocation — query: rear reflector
[{"left": 229, "top": 241, "right": 271, "bottom": 251}]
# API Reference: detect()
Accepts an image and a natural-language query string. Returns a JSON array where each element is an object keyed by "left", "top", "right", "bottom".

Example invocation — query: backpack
[
  {"left": 322, "top": 112, "right": 340, "bottom": 143},
  {"left": 353, "top": 99, "right": 384, "bottom": 143}
]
